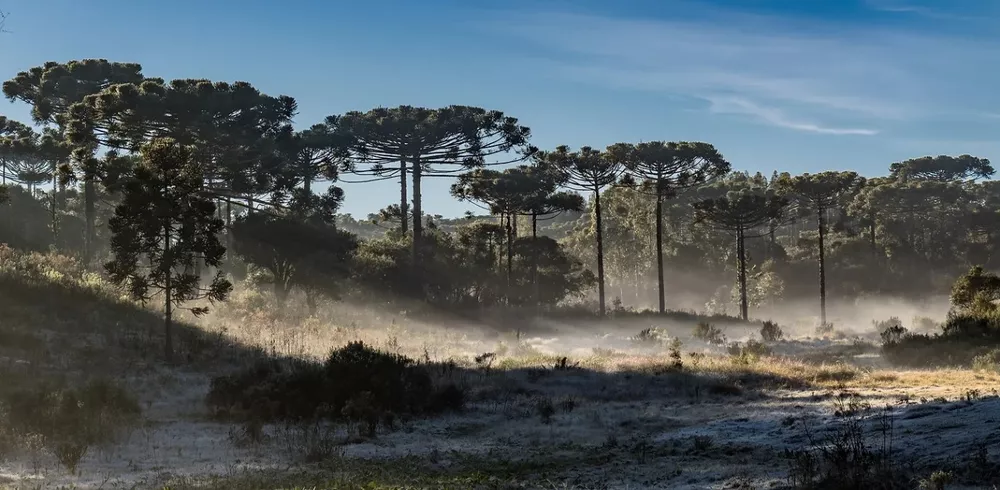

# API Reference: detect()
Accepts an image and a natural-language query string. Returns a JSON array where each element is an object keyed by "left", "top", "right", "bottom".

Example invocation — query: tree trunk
[
  {"left": 50, "top": 169, "right": 58, "bottom": 240},
  {"left": 506, "top": 213, "right": 513, "bottom": 303},
  {"left": 273, "top": 271, "right": 290, "bottom": 308},
  {"left": 817, "top": 206, "right": 828, "bottom": 326},
  {"left": 869, "top": 217, "right": 877, "bottom": 260},
  {"left": 655, "top": 191, "right": 665, "bottom": 313},
  {"left": 84, "top": 176, "right": 96, "bottom": 264},
  {"left": 304, "top": 175, "right": 312, "bottom": 194},
  {"left": 164, "top": 224, "right": 174, "bottom": 363},
  {"left": 737, "top": 226, "right": 749, "bottom": 321},
  {"left": 225, "top": 198, "right": 232, "bottom": 273},
  {"left": 411, "top": 158, "right": 422, "bottom": 264},
  {"left": 532, "top": 212, "right": 539, "bottom": 309},
  {"left": 595, "top": 189, "right": 606, "bottom": 316},
  {"left": 399, "top": 159, "right": 408, "bottom": 234}
]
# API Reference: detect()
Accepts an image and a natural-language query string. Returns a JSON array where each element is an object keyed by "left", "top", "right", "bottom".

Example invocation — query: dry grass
[{"left": 4, "top": 248, "right": 1000, "bottom": 488}]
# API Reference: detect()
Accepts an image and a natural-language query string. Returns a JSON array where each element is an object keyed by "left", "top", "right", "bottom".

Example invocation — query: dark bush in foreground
[
  {"left": 1, "top": 379, "right": 141, "bottom": 474},
  {"left": 206, "top": 342, "right": 465, "bottom": 431}
]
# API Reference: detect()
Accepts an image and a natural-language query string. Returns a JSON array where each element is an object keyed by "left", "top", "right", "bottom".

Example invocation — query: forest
[
  {"left": 3, "top": 60, "right": 997, "bottom": 330},
  {"left": 6, "top": 59, "right": 1000, "bottom": 489}
]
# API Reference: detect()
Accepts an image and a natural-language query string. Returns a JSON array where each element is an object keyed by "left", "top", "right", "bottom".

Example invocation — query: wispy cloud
[
  {"left": 863, "top": 0, "right": 985, "bottom": 21},
  {"left": 705, "top": 96, "right": 879, "bottom": 135},
  {"left": 483, "top": 5, "right": 1000, "bottom": 136}
]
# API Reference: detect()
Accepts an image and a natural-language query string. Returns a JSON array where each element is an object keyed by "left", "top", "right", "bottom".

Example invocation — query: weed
[{"left": 785, "top": 396, "right": 904, "bottom": 489}]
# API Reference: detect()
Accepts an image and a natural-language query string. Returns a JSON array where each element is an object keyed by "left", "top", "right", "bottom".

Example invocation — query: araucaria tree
[
  {"left": 610, "top": 141, "right": 730, "bottom": 313},
  {"left": 776, "top": 171, "right": 864, "bottom": 325},
  {"left": 692, "top": 187, "right": 789, "bottom": 320},
  {"left": 105, "top": 138, "right": 232, "bottom": 361},
  {"left": 540, "top": 145, "right": 623, "bottom": 316},
  {"left": 3, "top": 59, "right": 148, "bottom": 261},
  {"left": 340, "top": 106, "right": 533, "bottom": 263}
]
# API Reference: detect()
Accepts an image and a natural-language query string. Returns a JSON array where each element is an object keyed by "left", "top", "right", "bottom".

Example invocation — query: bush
[
  {"left": 694, "top": 322, "right": 725, "bottom": 345},
  {"left": 207, "top": 342, "right": 465, "bottom": 433},
  {"left": 728, "top": 338, "right": 772, "bottom": 363},
  {"left": 880, "top": 324, "right": 909, "bottom": 346},
  {"left": 1, "top": 379, "right": 141, "bottom": 474},
  {"left": 760, "top": 320, "right": 784, "bottom": 342},
  {"left": 873, "top": 316, "right": 903, "bottom": 334},
  {"left": 972, "top": 348, "right": 1000, "bottom": 372},
  {"left": 631, "top": 327, "right": 669, "bottom": 347}
]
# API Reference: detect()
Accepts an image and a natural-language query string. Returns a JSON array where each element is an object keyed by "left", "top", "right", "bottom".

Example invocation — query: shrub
[
  {"left": 207, "top": 342, "right": 465, "bottom": 433},
  {"left": 873, "top": 316, "right": 903, "bottom": 334},
  {"left": 760, "top": 320, "right": 784, "bottom": 342},
  {"left": 668, "top": 338, "right": 683, "bottom": 370},
  {"left": 972, "top": 348, "right": 1000, "bottom": 372},
  {"left": 880, "top": 324, "right": 909, "bottom": 346},
  {"left": 1, "top": 379, "right": 141, "bottom": 474},
  {"left": 815, "top": 322, "right": 835, "bottom": 337},
  {"left": 728, "top": 338, "right": 772, "bottom": 363},
  {"left": 631, "top": 327, "right": 669, "bottom": 347},
  {"left": 694, "top": 322, "right": 725, "bottom": 345}
]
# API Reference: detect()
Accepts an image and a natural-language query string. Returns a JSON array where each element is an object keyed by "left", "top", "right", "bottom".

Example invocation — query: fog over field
[{"left": 4, "top": 2, "right": 1000, "bottom": 489}]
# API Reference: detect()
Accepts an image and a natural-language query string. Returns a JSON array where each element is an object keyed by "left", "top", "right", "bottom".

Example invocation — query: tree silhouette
[
  {"left": 105, "top": 138, "right": 231, "bottom": 362},
  {"left": 3, "top": 59, "right": 149, "bottom": 261},
  {"left": 452, "top": 167, "right": 533, "bottom": 299},
  {"left": 889, "top": 155, "right": 993, "bottom": 183},
  {"left": 231, "top": 213, "right": 358, "bottom": 313},
  {"left": 610, "top": 141, "right": 730, "bottom": 313},
  {"left": 692, "top": 187, "right": 789, "bottom": 320},
  {"left": 539, "top": 145, "right": 624, "bottom": 316},
  {"left": 340, "top": 106, "right": 533, "bottom": 265},
  {"left": 776, "top": 171, "right": 864, "bottom": 325}
]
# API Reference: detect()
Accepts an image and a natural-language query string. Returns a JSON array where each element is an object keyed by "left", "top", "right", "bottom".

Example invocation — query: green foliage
[
  {"left": 890, "top": 155, "right": 993, "bottom": 183},
  {"left": 231, "top": 214, "right": 359, "bottom": 310},
  {"left": 206, "top": 342, "right": 465, "bottom": 431},
  {"left": 105, "top": 138, "right": 232, "bottom": 359},
  {"left": 950, "top": 266, "right": 1000, "bottom": 315}
]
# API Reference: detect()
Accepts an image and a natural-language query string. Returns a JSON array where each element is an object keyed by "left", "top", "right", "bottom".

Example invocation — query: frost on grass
[{"left": 3, "top": 291, "right": 1000, "bottom": 488}]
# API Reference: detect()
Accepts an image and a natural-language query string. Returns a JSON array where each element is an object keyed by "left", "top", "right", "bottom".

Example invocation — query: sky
[{"left": 2, "top": 0, "right": 1000, "bottom": 218}]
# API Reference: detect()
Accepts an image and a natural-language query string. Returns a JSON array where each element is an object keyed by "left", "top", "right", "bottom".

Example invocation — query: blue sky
[{"left": 3, "top": 0, "right": 1000, "bottom": 217}]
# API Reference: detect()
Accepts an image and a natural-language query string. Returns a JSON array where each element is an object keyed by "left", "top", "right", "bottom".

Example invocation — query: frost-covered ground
[{"left": 3, "top": 327, "right": 1000, "bottom": 489}]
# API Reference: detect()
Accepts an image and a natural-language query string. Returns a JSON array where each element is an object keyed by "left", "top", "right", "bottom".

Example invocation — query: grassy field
[{"left": 1, "top": 249, "right": 999, "bottom": 490}]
